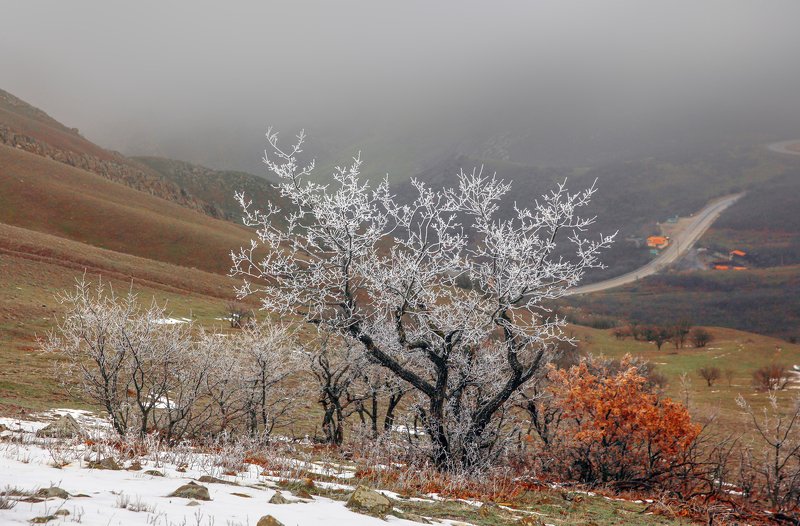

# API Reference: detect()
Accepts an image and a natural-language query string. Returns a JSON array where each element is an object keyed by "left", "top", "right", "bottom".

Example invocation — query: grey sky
[{"left": 3, "top": 1, "right": 800, "bottom": 173}]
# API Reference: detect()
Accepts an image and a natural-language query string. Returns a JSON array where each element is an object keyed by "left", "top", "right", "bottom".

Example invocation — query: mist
[{"left": 3, "top": 0, "right": 800, "bottom": 175}]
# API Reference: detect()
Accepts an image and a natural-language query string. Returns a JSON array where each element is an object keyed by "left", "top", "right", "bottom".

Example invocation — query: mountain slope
[
  {"left": 0, "top": 144, "right": 251, "bottom": 275},
  {"left": 0, "top": 89, "right": 226, "bottom": 217}
]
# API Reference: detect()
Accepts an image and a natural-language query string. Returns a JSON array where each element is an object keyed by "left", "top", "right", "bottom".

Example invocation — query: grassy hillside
[
  {"left": 0, "top": 144, "right": 253, "bottom": 274},
  {"left": 0, "top": 222, "right": 253, "bottom": 412},
  {"left": 572, "top": 323, "right": 800, "bottom": 434}
]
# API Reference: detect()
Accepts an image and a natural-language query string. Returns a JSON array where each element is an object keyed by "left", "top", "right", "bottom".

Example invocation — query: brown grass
[{"left": 0, "top": 144, "right": 253, "bottom": 274}]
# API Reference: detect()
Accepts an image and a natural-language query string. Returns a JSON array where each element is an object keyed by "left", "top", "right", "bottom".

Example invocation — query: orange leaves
[{"left": 547, "top": 355, "right": 700, "bottom": 484}]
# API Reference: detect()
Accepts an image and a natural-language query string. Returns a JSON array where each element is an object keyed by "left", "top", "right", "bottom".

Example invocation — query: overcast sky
[{"left": 3, "top": 1, "right": 800, "bottom": 173}]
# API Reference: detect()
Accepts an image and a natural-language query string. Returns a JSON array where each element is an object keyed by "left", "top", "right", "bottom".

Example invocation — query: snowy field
[{"left": 0, "top": 410, "right": 468, "bottom": 526}]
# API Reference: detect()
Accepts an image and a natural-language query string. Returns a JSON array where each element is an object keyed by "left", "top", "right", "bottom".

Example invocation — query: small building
[
  {"left": 729, "top": 249, "right": 747, "bottom": 259},
  {"left": 647, "top": 236, "right": 670, "bottom": 249}
]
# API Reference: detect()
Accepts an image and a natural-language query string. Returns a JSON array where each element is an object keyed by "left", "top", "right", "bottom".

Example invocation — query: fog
[{"left": 3, "top": 1, "right": 800, "bottom": 175}]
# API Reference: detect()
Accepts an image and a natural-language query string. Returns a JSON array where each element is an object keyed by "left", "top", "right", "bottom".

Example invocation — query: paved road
[
  {"left": 567, "top": 193, "right": 744, "bottom": 296},
  {"left": 767, "top": 140, "right": 800, "bottom": 156}
]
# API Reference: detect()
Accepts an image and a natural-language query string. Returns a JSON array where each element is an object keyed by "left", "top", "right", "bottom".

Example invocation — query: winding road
[
  {"left": 767, "top": 139, "right": 800, "bottom": 156},
  {"left": 567, "top": 193, "right": 744, "bottom": 296}
]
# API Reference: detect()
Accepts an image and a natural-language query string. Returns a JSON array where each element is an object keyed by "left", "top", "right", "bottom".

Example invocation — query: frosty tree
[{"left": 231, "top": 129, "right": 615, "bottom": 470}]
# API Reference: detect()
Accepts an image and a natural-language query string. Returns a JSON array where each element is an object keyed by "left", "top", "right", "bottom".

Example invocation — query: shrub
[
  {"left": 752, "top": 364, "right": 790, "bottom": 391},
  {"left": 546, "top": 355, "right": 701, "bottom": 486},
  {"left": 689, "top": 327, "right": 713, "bottom": 348}
]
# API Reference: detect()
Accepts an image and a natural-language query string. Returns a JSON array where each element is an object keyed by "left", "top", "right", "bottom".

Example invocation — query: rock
[
  {"left": 269, "top": 491, "right": 290, "bottom": 504},
  {"left": 256, "top": 516, "right": 285, "bottom": 526},
  {"left": 88, "top": 457, "right": 121, "bottom": 470},
  {"left": 231, "top": 492, "right": 251, "bottom": 498},
  {"left": 168, "top": 482, "right": 211, "bottom": 501},
  {"left": 36, "top": 414, "right": 84, "bottom": 438},
  {"left": 186, "top": 500, "right": 201, "bottom": 506},
  {"left": 36, "top": 487, "right": 69, "bottom": 499},
  {"left": 20, "top": 496, "right": 45, "bottom": 503},
  {"left": 345, "top": 485, "right": 393, "bottom": 517},
  {"left": 29, "top": 516, "right": 56, "bottom": 524},
  {"left": 127, "top": 460, "right": 142, "bottom": 471},
  {"left": 403, "top": 513, "right": 431, "bottom": 524},
  {"left": 144, "top": 469, "right": 164, "bottom": 477},
  {"left": 197, "top": 475, "right": 236, "bottom": 486},
  {"left": 0, "top": 423, "right": 7, "bottom": 432},
  {"left": 54, "top": 509, "right": 70, "bottom": 517}
]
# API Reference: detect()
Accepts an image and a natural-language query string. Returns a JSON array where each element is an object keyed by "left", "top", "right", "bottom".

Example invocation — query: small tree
[
  {"left": 690, "top": 327, "right": 713, "bottom": 348},
  {"left": 643, "top": 325, "right": 671, "bottom": 350},
  {"left": 44, "top": 279, "right": 211, "bottom": 440},
  {"left": 698, "top": 366, "right": 722, "bottom": 387},
  {"left": 231, "top": 129, "right": 614, "bottom": 471},
  {"left": 671, "top": 320, "right": 692, "bottom": 349},
  {"left": 310, "top": 335, "right": 360, "bottom": 445},
  {"left": 233, "top": 322, "right": 302, "bottom": 439},
  {"left": 723, "top": 368, "right": 735, "bottom": 387}
]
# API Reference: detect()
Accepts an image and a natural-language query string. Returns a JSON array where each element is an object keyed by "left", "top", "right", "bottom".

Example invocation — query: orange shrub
[{"left": 547, "top": 355, "right": 700, "bottom": 485}]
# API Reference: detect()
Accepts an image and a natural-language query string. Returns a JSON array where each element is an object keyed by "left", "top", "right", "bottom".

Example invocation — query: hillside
[
  {"left": 0, "top": 144, "right": 252, "bottom": 274},
  {"left": 0, "top": 89, "right": 226, "bottom": 217},
  {"left": 0, "top": 221, "right": 250, "bottom": 412}
]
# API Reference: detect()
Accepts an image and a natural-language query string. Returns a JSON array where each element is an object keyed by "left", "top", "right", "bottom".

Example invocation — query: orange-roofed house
[
  {"left": 647, "top": 236, "right": 669, "bottom": 249},
  {"left": 730, "top": 249, "right": 747, "bottom": 258}
]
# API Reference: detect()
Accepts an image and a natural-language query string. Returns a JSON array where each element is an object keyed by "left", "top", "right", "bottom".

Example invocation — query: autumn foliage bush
[{"left": 544, "top": 355, "right": 701, "bottom": 487}]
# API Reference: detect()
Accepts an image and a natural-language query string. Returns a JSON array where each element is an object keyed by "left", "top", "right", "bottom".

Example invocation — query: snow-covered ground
[{"left": 0, "top": 411, "right": 466, "bottom": 526}]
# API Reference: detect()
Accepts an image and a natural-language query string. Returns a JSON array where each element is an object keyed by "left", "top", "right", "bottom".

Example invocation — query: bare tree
[
  {"left": 723, "top": 368, "right": 735, "bottom": 387},
  {"left": 671, "top": 320, "right": 692, "bottom": 349},
  {"left": 230, "top": 321, "right": 302, "bottom": 439},
  {"left": 698, "top": 366, "right": 722, "bottom": 387},
  {"left": 44, "top": 278, "right": 212, "bottom": 440},
  {"left": 231, "top": 129, "right": 614, "bottom": 470},
  {"left": 42, "top": 279, "right": 136, "bottom": 435},
  {"left": 737, "top": 393, "right": 800, "bottom": 511},
  {"left": 226, "top": 300, "right": 252, "bottom": 329}
]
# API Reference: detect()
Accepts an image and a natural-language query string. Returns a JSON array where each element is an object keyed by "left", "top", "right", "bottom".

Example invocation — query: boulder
[
  {"left": 197, "top": 475, "right": 236, "bottom": 486},
  {"left": 168, "top": 482, "right": 211, "bottom": 501},
  {"left": 144, "top": 469, "right": 164, "bottom": 477},
  {"left": 269, "top": 491, "right": 289, "bottom": 504},
  {"left": 29, "top": 516, "right": 56, "bottom": 524},
  {"left": 403, "top": 513, "right": 431, "bottom": 524},
  {"left": 345, "top": 485, "right": 393, "bottom": 517},
  {"left": 88, "top": 457, "right": 121, "bottom": 470},
  {"left": 36, "top": 414, "right": 84, "bottom": 438},
  {"left": 36, "top": 487, "right": 69, "bottom": 499},
  {"left": 256, "top": 516, "right": 285, "bottom": 526}
]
